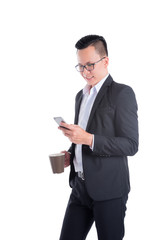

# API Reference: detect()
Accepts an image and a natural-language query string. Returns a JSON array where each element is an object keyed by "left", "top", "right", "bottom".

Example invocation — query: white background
[{"left": 0, "top": 0, "right": 160, "bottom": 239}]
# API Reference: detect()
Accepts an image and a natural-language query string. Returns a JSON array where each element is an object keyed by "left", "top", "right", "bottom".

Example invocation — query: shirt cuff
[{"left": 89, "top": 134, "right": 94, "bottom": 151}]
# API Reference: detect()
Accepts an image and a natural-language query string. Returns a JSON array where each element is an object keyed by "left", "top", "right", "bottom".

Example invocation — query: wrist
[{"left": 87, "top": 133, "right": 93, "bottom": 147}]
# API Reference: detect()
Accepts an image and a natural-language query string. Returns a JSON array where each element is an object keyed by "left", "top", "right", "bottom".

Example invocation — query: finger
[
  {"left": 60, "top": 122, "right": 72, "bottom": 130},
  {"left": 59, "top": 127, "right": 72, "bottom": 136}
]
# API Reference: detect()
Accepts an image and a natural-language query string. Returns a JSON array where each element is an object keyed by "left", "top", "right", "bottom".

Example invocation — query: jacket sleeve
[
  {"left": 68, "top": 145, "right": 73, "bottom": 154},
  {"left": 93, "top": 86, "right": 139, "bottom": 157}
]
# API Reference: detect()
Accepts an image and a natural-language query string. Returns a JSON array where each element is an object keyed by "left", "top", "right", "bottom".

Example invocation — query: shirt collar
[{"left": 83, "top": 73, "right": 109, "bottom": 95}]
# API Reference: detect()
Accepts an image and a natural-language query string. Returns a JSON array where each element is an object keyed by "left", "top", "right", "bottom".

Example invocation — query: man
[{"left": 58, "top": 35, "right": 139, "bottom": 240}]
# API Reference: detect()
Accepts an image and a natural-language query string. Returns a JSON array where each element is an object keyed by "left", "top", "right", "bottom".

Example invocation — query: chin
[{"left": 85, "top": 77, "right": 95, "bottom": 85}]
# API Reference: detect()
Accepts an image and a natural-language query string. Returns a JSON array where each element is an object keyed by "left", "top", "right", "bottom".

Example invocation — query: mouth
[{"left": 85, "top": 76, "right": 94, "bottom": 81}]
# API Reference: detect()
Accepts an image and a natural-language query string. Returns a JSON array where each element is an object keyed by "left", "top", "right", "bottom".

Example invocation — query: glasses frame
[{"left": 75, "top": 57, "right": 106, "bottom": 72}]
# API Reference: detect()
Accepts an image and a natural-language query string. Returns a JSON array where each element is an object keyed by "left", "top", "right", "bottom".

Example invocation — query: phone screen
[
  {"left": 54, "top": 117, "right": 66, "bottom": 126},
  {"left": 53, "top": 117, "right": 69, "bottom": 130}
]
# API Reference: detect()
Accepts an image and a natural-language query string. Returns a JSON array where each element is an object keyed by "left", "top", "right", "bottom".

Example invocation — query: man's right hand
[{"left": 61, "top": 150, "right": 70, "bottom": 168}]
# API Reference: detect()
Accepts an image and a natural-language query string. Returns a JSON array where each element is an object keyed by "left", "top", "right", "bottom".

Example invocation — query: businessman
[{"left": 58, "top": 35, "right": 139, "bottom": 240}]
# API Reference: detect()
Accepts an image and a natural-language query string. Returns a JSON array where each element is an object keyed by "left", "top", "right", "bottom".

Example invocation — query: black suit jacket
[{"left": 69, "top": 74, "right": 139, "bottom": 201}]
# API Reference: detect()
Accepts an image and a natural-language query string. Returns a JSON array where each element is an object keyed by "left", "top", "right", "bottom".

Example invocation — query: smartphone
[{"left": 53, "top": 117, "right": 69, "bottom": 129}]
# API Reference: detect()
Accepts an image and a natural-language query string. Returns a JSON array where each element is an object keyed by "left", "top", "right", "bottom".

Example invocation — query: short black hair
[{"left": 75, "top": 35, "right": 108, "bottom": 56}]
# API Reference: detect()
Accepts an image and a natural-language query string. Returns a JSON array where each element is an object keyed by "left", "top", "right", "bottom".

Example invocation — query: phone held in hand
[{"left": 53, "top": 117, "right": 69, "bottom": 130}]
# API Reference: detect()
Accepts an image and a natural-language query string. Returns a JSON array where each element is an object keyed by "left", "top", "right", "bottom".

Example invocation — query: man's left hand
[{"left": 58, "top": 122, "right": 93, "bottom": 147}]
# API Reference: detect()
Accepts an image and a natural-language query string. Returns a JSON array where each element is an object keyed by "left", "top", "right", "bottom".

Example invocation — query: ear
[{"left": 104, "top": 57, "right": 109, "bottom": 68}]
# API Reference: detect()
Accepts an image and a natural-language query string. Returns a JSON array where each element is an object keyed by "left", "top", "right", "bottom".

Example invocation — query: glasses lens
[
  {"left": 76, "top": 65, "right": 83, "bottom": 72},
  {"left": 86, "top": 64, "right": 94, "bottom": 71},
  {"left": 75, "top": 63, "right": 94, "bottom": 72}
]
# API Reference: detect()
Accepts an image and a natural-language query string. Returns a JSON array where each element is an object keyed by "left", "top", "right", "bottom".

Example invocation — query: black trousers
[{"left": 59, "top": 176, "right": 128, "bottom": 240}]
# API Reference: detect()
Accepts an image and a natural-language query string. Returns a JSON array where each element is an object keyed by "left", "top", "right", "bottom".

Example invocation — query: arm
[{"left": 93, "top": 87, "right": 139, "bottom": 157}]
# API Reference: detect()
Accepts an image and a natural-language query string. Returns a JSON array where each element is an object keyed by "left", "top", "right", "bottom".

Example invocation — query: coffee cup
[{"left": 49, "top": 153, "right": 65, "bottom": 174}]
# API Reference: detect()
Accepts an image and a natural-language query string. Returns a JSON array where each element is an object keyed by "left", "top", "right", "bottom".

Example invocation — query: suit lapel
[{"left": 86, "top": 75, "right": 113, "bottom": 131}]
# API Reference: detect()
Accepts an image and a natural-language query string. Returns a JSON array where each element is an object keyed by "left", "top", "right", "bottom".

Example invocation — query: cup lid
[{"left": 49, "top": 153, "right": 65, "bottom": 157}]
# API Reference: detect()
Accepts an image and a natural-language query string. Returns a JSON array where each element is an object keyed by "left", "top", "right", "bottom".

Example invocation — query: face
[{"left": 77, "top": 46, "right": 109, "bottom": 87}]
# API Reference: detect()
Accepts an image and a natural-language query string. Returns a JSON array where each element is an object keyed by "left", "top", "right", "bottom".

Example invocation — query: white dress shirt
[{"left": 73, "top": 74, "right": 109, "bottom": 172}]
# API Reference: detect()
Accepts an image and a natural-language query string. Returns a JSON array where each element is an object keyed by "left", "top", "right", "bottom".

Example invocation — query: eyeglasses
[{"left": 75, "top": 57, "right": 106, "bottom": 72}]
